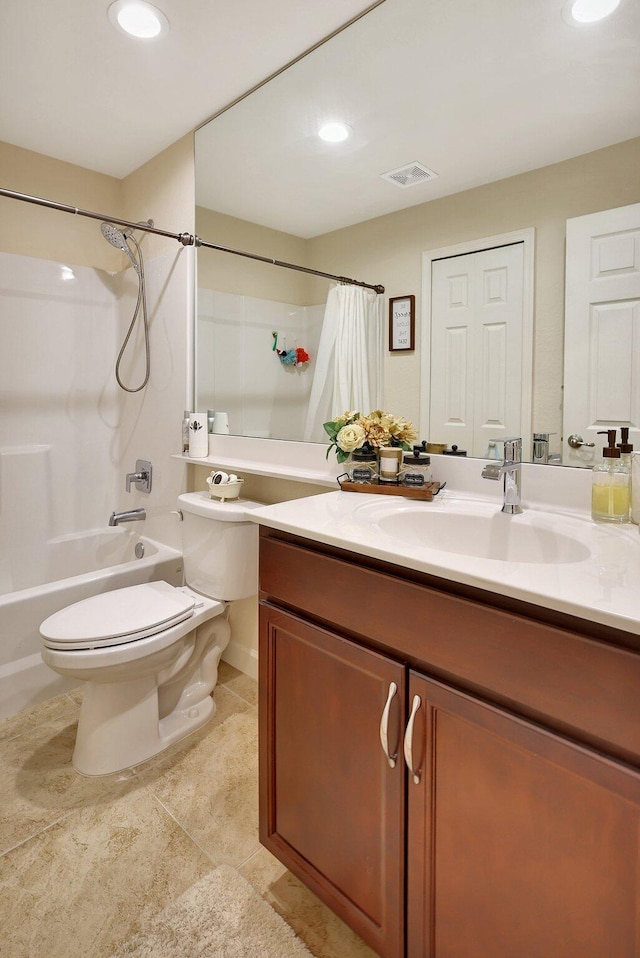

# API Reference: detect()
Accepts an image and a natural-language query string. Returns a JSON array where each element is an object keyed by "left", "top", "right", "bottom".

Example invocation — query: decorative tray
[{"left": 338, "top": 479, "right": 442, "bottom": 501}]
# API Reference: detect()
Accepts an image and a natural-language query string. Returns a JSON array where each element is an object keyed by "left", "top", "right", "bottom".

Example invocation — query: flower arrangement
[{"left": 323, "top": 409, "right": 417, "bottom": 463}]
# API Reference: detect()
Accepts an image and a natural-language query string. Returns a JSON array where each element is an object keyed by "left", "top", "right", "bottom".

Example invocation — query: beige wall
[
  {"left": 0, "top": 135, "right": 197, "bottom": 271},
  {"left": 124, "top": 135, "right": 196, "bottom": 262},
  {"left": 0, "top": 140, "right": 123, "bottom": 269},
  {"left": 307, "top": 137, "right": 640, "bottom": 436},
  {"left": 196, "top": 206, "right": 316, "bottom": 305}
]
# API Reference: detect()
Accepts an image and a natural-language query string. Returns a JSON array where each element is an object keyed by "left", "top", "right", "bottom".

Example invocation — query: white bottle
[{"left": 182, "top": 410, "right": 190, "bottom": 454}]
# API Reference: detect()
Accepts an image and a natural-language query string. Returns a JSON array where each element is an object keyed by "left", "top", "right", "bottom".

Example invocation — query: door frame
[{"left": 419, "top": 228, "right": 535, "bottom": 458}]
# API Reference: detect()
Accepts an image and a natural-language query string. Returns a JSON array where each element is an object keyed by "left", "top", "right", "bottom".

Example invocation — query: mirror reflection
[{"left": 195, "top": 0, "right": 640, "bottom": 465}]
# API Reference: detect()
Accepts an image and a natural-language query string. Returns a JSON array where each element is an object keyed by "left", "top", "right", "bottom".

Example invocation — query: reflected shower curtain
[{"left": 304, "top": 284, "right": 383, "bottom": 442}]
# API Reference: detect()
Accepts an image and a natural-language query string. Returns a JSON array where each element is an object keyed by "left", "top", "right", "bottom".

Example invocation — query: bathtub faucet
[{"left": 109, "top": 508, "right": 147, "bottom": 526}]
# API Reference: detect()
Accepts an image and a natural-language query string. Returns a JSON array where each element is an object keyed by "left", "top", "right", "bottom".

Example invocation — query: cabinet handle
[
  {"left": 379, "top": 681, "right": 398, "bottom": 768},
  {"left": 404, "top": 694, "right": 422, "bottom": 784}
]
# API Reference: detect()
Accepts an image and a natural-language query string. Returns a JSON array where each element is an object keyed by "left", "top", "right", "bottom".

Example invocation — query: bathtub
[{"left": 0, "top": 527, "right": 184, "bottom": 720}]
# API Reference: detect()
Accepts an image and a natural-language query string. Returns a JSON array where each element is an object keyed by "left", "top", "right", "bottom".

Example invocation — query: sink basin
[{"left": 368, "top": 502, "right": 592, "bottom": 565}]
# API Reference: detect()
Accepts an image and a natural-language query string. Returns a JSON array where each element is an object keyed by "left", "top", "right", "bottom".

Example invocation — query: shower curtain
[{"left": 304, "top": 284, "right": 383, "bottom": 442}]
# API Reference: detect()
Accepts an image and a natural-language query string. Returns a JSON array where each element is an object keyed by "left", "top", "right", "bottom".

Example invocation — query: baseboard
[{"left": 221, "top": 640, "right": 258, "bottom": 680}]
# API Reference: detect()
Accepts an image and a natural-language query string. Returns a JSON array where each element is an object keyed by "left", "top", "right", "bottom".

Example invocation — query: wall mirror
[{"left": 194, "top": 0, "right": 640, "bottom": 465}]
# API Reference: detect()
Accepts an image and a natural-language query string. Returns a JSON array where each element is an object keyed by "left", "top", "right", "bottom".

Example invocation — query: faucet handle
[{"left": 125, "top": 459, "right": 152, "bottom": 493}]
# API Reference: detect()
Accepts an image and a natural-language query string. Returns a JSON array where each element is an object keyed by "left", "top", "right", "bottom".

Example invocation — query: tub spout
[{"left": 109, "top": 508, "right": 146, "bottom": 527}]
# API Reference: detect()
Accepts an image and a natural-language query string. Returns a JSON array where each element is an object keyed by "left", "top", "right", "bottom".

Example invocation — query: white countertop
[{"left": 248, "top": 489, "right": 640, "bottom": 637}]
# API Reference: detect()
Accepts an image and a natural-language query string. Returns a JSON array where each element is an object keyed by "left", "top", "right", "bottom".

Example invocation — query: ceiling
[
  {"left": 0, "top": 0, "right": 380, "bottom": 178},
  {"left": 195, "top": 0, "right": 640, "bottom": 238},
  {"left": 1, "top": 0, "right": 638, "bottom": 237}
]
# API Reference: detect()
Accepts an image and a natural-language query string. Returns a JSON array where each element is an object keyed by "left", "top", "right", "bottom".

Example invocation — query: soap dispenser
[
  {"left": 591, "top": 429, "right": 630, "bottom": 523},
  {"left": 617, "top": 427, "right": 634, "bottom": 469}
]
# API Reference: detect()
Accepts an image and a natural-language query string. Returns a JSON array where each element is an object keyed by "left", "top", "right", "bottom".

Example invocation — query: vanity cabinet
[{"left": 258, "top": 528, "right": 640, "bottom": 958}]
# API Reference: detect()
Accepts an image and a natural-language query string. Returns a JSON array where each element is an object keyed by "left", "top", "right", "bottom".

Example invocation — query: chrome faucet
[
  {"left": 481, "top": 437, "right": 523, "bottom": 514},
  {"left": 125, "top": 459, "right": 152, "bottom": 493},
  {"left": 109, "top": 508, "right": 146, "bottom": 526},
  {"left": 532, "top": 432, "right": 561, "bottom": 465}
]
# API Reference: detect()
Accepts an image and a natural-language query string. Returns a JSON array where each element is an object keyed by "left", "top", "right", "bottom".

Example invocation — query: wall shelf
[{"left": 172, "top": 435, "right": 341, "bottom": 488}]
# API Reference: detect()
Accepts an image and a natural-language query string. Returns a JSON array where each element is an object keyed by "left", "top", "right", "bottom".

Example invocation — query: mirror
[{"left": 194, "top": 0, "right": 640, "bottom": 463}]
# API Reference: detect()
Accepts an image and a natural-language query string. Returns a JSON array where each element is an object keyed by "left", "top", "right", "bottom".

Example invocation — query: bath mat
[{"left": 109, "top": 863, "right": 314, "bottom": 958}]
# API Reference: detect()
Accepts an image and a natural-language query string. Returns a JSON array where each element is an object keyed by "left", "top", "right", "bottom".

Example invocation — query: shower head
[{"left": 100, "top": 221, "right": 140, "bottom": 273}]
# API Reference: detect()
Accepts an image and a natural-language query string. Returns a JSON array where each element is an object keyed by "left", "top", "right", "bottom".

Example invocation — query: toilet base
[
  {"left": 71, "top": 614, "right": 230, "bottom": 776},
  {"left": 73, "top": 677, "right": 217, "bottom": 776}
]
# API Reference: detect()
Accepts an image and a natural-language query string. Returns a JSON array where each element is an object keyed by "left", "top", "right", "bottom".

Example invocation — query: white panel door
[
  {"left": 563, "top": 204, "right": 640, "bottom": 467},
  {"left": 430, "top": 244, "right": 524, "bottom": 457}
]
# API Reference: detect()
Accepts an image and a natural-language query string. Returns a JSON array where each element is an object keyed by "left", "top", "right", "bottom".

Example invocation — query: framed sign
[{"left": 389, "top": 295, "right": 415, "bottom": 351}]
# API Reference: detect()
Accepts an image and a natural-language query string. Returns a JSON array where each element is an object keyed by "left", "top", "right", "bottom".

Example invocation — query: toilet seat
[{"left": 40, "top": 580, "right": 196, "bottom": 651}]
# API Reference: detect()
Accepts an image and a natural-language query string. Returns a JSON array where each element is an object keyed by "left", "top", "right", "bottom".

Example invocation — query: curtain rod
[
  {"left": 195, "top": 236, "right": 384, "bottom": 293},
  {"left": 0, "top": 187, "right": 384, "bottom": 294}
]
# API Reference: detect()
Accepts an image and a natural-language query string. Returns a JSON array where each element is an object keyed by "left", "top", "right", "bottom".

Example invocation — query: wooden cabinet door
[
  {"left": 259, "top": 604, "right": 406, "bottom": 958},
  {"left": 406, "top": 673, "right": 640, "bottom": 958}
]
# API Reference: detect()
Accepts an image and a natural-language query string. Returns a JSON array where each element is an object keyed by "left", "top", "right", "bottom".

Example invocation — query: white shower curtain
[{"left": 304, "top": 284, "right": 383, "bottom": 442}]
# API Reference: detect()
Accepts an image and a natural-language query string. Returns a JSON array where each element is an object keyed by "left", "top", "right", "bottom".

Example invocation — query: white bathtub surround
[
  {"left": 197, "top": 289, "right": 324, "bottom": 442},
  {"left": 0, "top": 254, "right": 122, "bottom": 540},
  {"left": 0, "top": 247, "right": 194, "bottom": 719},
  {"left": 112, "top": 246, "right": 195, "bottom": 551}
]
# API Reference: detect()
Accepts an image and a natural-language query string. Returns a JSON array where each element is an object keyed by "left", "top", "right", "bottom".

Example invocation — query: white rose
[{"left": 336, "top": 423, "right": 366, "bottom": 453}]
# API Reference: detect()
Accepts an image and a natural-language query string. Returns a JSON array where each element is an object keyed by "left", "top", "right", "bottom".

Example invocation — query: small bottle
[
  {"left": 182, "top": 410, "right": 190, "bottom": 454},
  {"left": 591, "top": 429, "right": 630, "bottom": 523},
  {"left": 402, "top": 446, "right": 432, "bottom": 487},
  {"left": 617, "top": 427, "right": 634, "bottom": 470},
  {"left": 618, "top": 428, "right": 635, "bottom": 524}
]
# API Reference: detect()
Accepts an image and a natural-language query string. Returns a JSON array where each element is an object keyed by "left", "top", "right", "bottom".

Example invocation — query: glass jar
[
  {"left": 345, "top": 446, "right": 378, "bottom": 483},
  {"left": 402, "top": 449, "right": 432, "bottom": 487}
]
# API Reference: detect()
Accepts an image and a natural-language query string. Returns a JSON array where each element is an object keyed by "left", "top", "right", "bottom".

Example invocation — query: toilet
[{"left": 40, "top": 492, "right": 262, "bottom": 776}]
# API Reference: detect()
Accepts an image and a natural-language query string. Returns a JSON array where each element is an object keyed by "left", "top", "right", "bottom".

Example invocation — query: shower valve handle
[{"left": 125, "top": 459, "right": 152, "bottom": 493}]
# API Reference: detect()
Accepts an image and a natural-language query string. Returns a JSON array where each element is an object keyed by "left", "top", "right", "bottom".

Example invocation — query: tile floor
[{"left": 0, "top": 663, "right": 376, "bottom": 958}]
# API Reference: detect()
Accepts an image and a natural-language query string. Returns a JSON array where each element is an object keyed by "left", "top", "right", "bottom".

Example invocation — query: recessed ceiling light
[
  {"left": 107, "top": 0, "right": 170, "bottom": 39},
  {"left": 562, "top": 0, "right": 621, "bottom": 23},
  {"left": 318, "top": 122, "right": 351, "bottom": 143}
]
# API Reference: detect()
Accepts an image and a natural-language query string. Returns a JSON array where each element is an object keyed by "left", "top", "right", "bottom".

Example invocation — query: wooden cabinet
[
  {"left": 259, "top": 529, "right": 640, "bottom": 958},
  {"left": 259, "top": 606, "right": 406, "bottom": 958},
  {"left": 407, "top": 674, "right": 640, "bottom": 958}
]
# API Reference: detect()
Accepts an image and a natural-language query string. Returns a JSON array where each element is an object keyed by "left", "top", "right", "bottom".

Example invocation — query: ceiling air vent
[{"left": 380, "top": 162, "right": 438, "bottom": 188}]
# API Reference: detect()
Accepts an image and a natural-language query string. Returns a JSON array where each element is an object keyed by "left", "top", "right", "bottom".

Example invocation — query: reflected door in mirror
[
  {"left": 563, "top": 203, "right": 640, "bottom": 468},
  {"left": 429, "top": 244, "right": 525, "bottom": 458}
]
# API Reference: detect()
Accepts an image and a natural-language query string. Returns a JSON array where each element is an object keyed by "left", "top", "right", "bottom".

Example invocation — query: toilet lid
[{"left": 40, "top": 581, "right": 195, "bottom": 650}]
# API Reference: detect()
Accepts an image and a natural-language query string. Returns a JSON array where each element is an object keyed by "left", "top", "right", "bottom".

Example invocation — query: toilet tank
[{"left": 177, "top": 492, "right": 263, "bottom": 601}]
